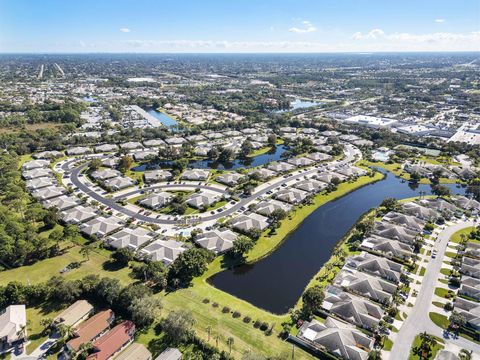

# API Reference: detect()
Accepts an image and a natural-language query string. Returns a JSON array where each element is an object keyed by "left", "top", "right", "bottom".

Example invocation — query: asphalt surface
[
  {"left": 63, "top": 144, "right": 360, "bottom": 225},
  {"left": 390, "top": 220, "right": 480, "bottom": 359}
]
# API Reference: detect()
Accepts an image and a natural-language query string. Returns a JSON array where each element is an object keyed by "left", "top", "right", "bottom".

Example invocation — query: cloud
[
  {"left": 351, "top": 28, "right": 480, "bottom": 44},
  {"left": 352, "top": 28, "right": 384, "bottom": 40},
  {"left": 435, "top": 18, "right": 445, "bottom": 23},
  {"left": 289, "top": 20, "right": 317, "bottom": 34},
  {"left": 119, "top": 27, "right": 131, "bottom": 33}
]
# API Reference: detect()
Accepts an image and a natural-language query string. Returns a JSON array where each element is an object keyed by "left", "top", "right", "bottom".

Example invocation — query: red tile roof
[
  {"left": 67, "top": 310, "right": 114, "bottom": 352},
  {"left": 87, "top": 321, "right": 135, "bottom": 360}
]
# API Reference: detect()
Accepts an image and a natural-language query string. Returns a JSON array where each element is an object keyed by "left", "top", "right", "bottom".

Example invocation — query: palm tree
[
  {"left": 419, "top": 332, "right": 437, "bottom": 355},
  {"left": 227, "top": 337, "right": 234, "bottom": 354},
  {"left": 80, "top": 244, "right": 93, "bottom": 261},
  {"left": 368, "top": 349, "right": 382, "bottom": 360},
  {"left": 459, "top": 349, "right": 472, "bottom": 360},
  {"left": 58, "top": 324, "right": 75, "bottom": 339},
  {"left": 16, "top": 323, "right": 28, "bottom": 341},
  {"left": 215, "top": 334, "right": 220, "bottom": 348},
  {"left": 76, "top": 342, "right": 93, "bottom": 359}
]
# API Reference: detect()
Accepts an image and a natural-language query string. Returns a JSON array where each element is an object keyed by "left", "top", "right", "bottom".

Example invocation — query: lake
[
  {"left": 276, "top": 98, "right": 323, "bottom": 113},
  {"left": 209, "top": 170, "right": 466, "bottom": 314},
  {"left": 133, "top": 144, "right": 287, "bottom": 171},
  {"left": 146, "top": 107, "right": 179, "bottom": 128}
]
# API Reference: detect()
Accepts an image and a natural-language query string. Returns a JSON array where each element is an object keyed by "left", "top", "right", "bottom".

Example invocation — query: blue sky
[{"left": 1, "top": 0, "right": 479, "bottom": 52}]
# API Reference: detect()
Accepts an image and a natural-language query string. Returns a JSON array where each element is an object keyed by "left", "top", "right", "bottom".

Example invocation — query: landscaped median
[{"left": 156, "top": 171, "right": 385, "bottom": 359}]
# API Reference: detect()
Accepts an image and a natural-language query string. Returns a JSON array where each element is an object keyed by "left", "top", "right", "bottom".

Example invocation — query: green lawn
[
  {"left": 419, "top": 267, "right": 426, "bottom": 276},
  {"left": 429, "top": 313, "right": 450, "bottom": 328},
  {"left": 434, "top": 287, "right": 453, "bottom": 299},
  {"left": 408, "top": 333, "right": 444, "bottom": 360},
  {"left": 25, "top": 306, "right": 64, "bottom": 353}
]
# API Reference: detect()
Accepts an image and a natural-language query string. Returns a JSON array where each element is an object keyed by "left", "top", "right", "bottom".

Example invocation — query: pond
[
  {"left": 209, "top": 169, "right": 466, "bottom": 314},
  {"left": 132, "top": 145, "right": 287, "bottom": 171},
  {"left": 145, "top": 107, "right": 179, "bottom": 128},
  {"left": 275, "top": 98, "right": 323, "bottom": 113}
]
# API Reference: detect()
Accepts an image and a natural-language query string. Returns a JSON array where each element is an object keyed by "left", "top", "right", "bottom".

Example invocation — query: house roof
[
  {"left": 0, "top": 305, "right": 26, "bottom": 344},
  {"left": 54, "top": 300, "right": 94, "bottom": 327},
  {"left": 67, "top": 310, "right": 114, "bottom": 352},
  {"left": 382, "top": 211, "right": 426, "bottom": 231},
  {"left": 195, "top": 229, "right": 237, "bottom": 254},
  {"left": 231, "top": 213, "right": 269, "bottom": 232},
  {"left": 87, "top": 321, "right": 135, "bottom": 360},
  {"left": 139, "top": 239, "right": 187, "bottom": 265},
  {"left": 360, "top": 235, "right": 413, "bottom": 259},
  {"left": 346, "top": 252, "right": 403, "bottom": 283},
  {"left": 115, "top": 343, "right": 152, "bottom": 360},
  {"left": 373, "top": 221, "right": 418, "bottom": 244},
  {"left": 107, "top": 227, "right": 153, "bottom": 250},
  {"left": 138, "top": 192, "right": 173, "bottom": 209},
  {"left": 274, "top": 188, "right": 308, "bottom": 204},
  {"left": 61, "top": 206, "right": 97, "bottom": 224},
  {"left": 254, "top": 199, "right": 292, "bottom": 216},
  {"left": 143, "top": 170, "right": 173, "bottom": 183},
  {"left": 80, "top": 216, "right": 123, "bottom": 238}
]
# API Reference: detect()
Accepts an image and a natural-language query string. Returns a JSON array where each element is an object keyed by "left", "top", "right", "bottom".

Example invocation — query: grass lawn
[
  {"left": 419, "top": 267, "right": 426, "bottom": 276},
  {"left": 434, "top": 287, "right": 453, "bottom": 299},
  {"left": 25, "top": 306, "right": 63, "bottom": 353},
  {"left": 450, "top": 227, "right": 475, "bottom": 244},
  {"left": 383, "top": 337, "right": 393, "bottom": 351},
  {"left": 0, "top": 242, "right": 133, "bottom": 286},
  {"left": 440, "top": 268, "right": 452, "bottom": 276},
  {"left": 408, "top": 333, "right": 444, "bottom": 360},
  {"left": 429, "top": 313, "right": 450, "bottom": 328}
]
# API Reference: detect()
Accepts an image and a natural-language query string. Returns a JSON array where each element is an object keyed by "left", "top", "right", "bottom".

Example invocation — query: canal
[{"left": 209, "top": 170, "right": 466, "bottom": 314}]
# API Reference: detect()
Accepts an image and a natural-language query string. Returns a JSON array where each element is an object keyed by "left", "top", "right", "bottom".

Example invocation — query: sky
[{"left": 0, "top": 0, "right": 479, "bottom": 53}]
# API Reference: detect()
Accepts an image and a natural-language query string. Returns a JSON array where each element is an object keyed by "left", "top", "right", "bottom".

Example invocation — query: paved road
[
  {"left": 63, "top": 144, "right": 360, "bottom": 225},
  {"left": 390, "top": 220, "right": 480, "bottom": 359}
]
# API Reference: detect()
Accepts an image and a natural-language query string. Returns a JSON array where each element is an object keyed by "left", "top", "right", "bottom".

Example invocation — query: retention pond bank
[{"left": 210, "top": 169, "right": 465, "bottom": 314}]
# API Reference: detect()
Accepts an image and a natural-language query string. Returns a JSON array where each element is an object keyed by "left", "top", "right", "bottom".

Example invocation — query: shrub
[
  {"left": 260, "top": 322, "right": 269, "bottom": 331},
  {"left": 212, "top": 302, "right": 219, "bottom": 308},
  {"left": 222, "top": 306, "right": 230, "bottom": 313},
  {"left": 254, "top": 320, "right": 261, "bottom": 328},
  {"left": 202, "top": 298, "right": 210, "bottom": 304},
  {"left": 243, "top": 316, "right": 251, "bottom": 323},
  {"left": 233, "top": 311, "right": 241, "bottom": 318}
]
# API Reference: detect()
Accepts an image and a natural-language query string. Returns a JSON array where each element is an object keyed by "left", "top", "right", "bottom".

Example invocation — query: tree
[
  {"left": 168, "top": 248, "right": 215, "bottom": 286},
  {"left": 449, "top": 310, "right": 467, "bottom": 328},
  {"left": 88, "top": 158, "right": 102, "bottom": 171},
  {"left": 118, "top": 155, "right": 134, "bottom": 173},
  {"left": 431, "top": 184, "right": 451, "bottom": 197},
  {"left": 380, "top": 198, "right": 400, "bottom": 212},
  {"left": 128, "top": 296, "right": 162, "bottom": 328},
  {"left": 368, "top": 349, "right": 382, "bottom": 360},
  {"left": 57, "top": 324, "right": 75, "bottom": 339},
  {"left": 227, "top": 336, "right": 234, "bottom": 354},
  {"left": 301, "top": 285, "right": 324, "bottom": 316},
  {"left": 232, "top": 236, "right": 255, "bottom": 258},
  {"left": 267, "top": 134, "right": 277, "bottom": 147},
  {"left": 47, "top": 276, "right": 81, "bottom": 304},
  {"left": 459, "top": 349, "right": 472, "bottom": 360},
  {"left": 131, "top": 261, "right": 168, "bottom": 289},
  {"left": 43, "top": 208, "right": 58, "bottom": 229},
  {"left": 240, "top": 140, "right": 253, "bottom": 158},
  {"left": 111, "top": 248, "right": 133, "bottom": 266},
  {"left": 118, "top": 284, "right": 152, "bottom": 310},
  {"left": 270, "top": 208, "right": 287, "bottom": 223},
  {"left": 80, "top": 244, "right": 94, "bottom": 261},
  {"left": 95, "top": 277, "right": 121, "bottom": 306},
  {"left": 77, "top": 342, "right": 93, "bottom": 360},
  {"left": 161, "top": 310, "right": 195, "bottom": 345},
  {"left": 419, "top": 332, "right": 437, "bottom": 355}
]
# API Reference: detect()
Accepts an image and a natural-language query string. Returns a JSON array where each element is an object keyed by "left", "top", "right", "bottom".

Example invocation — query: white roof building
[{"left": 0, "top": 305, "right": 27, "bottom": 346}]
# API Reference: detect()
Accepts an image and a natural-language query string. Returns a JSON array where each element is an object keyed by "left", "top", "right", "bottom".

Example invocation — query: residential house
[
  {"left": 382, "top": 211, "right": 426, "bottom": 232},
  {"left": 345, "top": 252, "right": 403, "bottom": 283},
  {"left": 451, "top": 196, "right": 480, "bottom": 212},
  {"left": 195, "top": 229, "right": 237, "bottom": 254},
  {"left": 335, "top": 166, "right": 366, "bottom": 178},
  {"left": 400, "top": 202, "right": 438, "bottom": 222},
  {"left": 143, "top": 170, "right": 173, "bottom": 183},
  {"left": 296, "top": 317, "right": 373, "bottom": 360},
  {"left": 31, "top": 186, "right": 66, "bottom": 201},
  {"left": 143, "top": 139, "right": 166, "bottom": 148},
  {"left": 43, "top": 195, "right": 81, "bottom": 211},
  {"left": 33, "top": 150, "right": 63, "bottom": 159},
  {"left": 138, "top": 192, "right": 174, "bottom": 210},
  {"left": 180, "top": 169, "right": 210, "bottom": 181},
  {"left": 115, "top": 343, "right": 152, "bottom": 360},
  {"left": 101, "top": 157, "right": 120, "bottom": 168},
  {"left": 215, "top": 172, "right": 245, "bottom": 186},
  {"left": 306, "top": 152, "right": 332, "bottom": 162},
  {"left": 287, "top": 157, "right": 315, "bottom": 167},
  {"left": 22, "top": 168, "right": 53, "bottom": 180},
  {"left": 461, "top": 257, "right": 480, "bottom": 279},
  {"left": 26, "top": 176, "right": 57, "bottom": 191},
  {"left": 80, "top": 216, "right": 123, "bottom": 239},
  {"left": 155, "top": 348, "right": 182, "bottom": 360},
  {"left": 274, "top": 188, "right": 308, "bottom": 204},
  {"left": 267, "top": 161, "right": 295, "bottom": 173},
  {"left": 230, "top": 213, "right": 269, "bottom": 233},
  {"left": 293, "top": 179, "right": 327, "bottom": 193},
  {"left": 66, "top": 310, "right": 115, "bottom": 353},
  {"left": 254, "top": 199, "right": 292, "bottom": 217},
  {"left": 186, "top": 191, "right": 221, "bottom": 209},
  {"left": 131, "top": 150, "right": 157, "bottom": 162},
  {"left": 53, "top": 300, "right": 94, "bottom": 328},
  {"left": 315, "top": 172, "right": 345, "bottom": 184},
  {"left": 22, "top": 159, "right": 50, "bottom": 170},
  {"left": 139, "top": 239, "right": 188, "bottom": 265},
  {"left": 91, "top": 169, "right": 122, "bottom": 181},
  {"left": 120, "top": 141, "right": 143, "bottom": 151},
  {"left": 333, "top": 268, "right": 397, "bottom": 304},
  {"left": 373, "top": 221, "right": 418, "bottom": 245},
  {"left": 459, "top": 276, "right": 480, "bottom": 301},
  {"left": 322, "top": 286, "right": 384, "bottom": 330},
  {"left": 465, "top": 241, "right": 480, "bottom": 259},
  {"left": 66, "top": 147, "right": 92, "bottom": 156},
  {"left": 0, "top": 305, "right": 27, "bottom": 348},
  {"left": 94, "top": 144, "right": 119, "bottom": 153},
  {"left": 61, "top": 206, "right": 97, "bottom": 224},
  {"left": 360, "top": 235, "right": 413, "bottom": 261},
  {"left": 248, "top": 168, "right": 276, "bottom": 180},
  {"left": 106, "top": 227, "right": 154, "bottom": 251},
  {"left": 453, "top": 297, "right": 480, "bottom": 330},
  {"left": 86, "top": 320, "right": 135, "bottom": 360},
  {"left": 103, "top": 176, "right": 136, "bottom": 191}
]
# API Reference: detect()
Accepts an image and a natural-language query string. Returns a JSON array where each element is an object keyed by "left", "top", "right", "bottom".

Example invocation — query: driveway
[{"left": 390, "top": 220, "right": 480, "bottom": 359}]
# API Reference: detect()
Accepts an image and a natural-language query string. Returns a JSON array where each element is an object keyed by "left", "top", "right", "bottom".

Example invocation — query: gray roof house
[
  {"left": 138, "top": 192, "right": 174, "bottom": 210},
  {"left": 418, "top": 198, "right": 459, "bottom": 214},
  {"left": 143, "top": 139, "right": 166, "bottom": 147},
  {"left": 103, "top": 176, "right": 136, "bottom": 191},
  {"left": 31, "top": 186, "right": 66, "bottom": 201},
  {"left": 459, "top": 276, "right": 480, "bottom": 301},
  {"left": 345, "top": 252, "right": 403, "bottom": 283},
  {"left": 322, "top": 286, "right": 384, "bottom": 330},
  {"left": 274, "top": 188, "right": 308, "bottom": 204},
  {"left": 335, "top": 166, "right": 366, "bottom": 178},
  {"left": 91, "top": 169, "right": 122, "bottom": 181},
  {"left": 333, "top": 268, "right": 397, "bottom": 304},
  {"left": 180, "top": 169, "right": 210, "bottom": 181},
  {"left": 61, "top": 206, "right": 98, "bottom": 224},
  {"left": 43, "top": 195, "right": 81, "bottom": 211},
  {"left": 195, "top": 229, "right": 237, "bottom": 254},
  {"left": 155, "top": 347, "right": 182, "bottom": 360},
  {"left": 66, "top": 146, "right": 92, "bottom": 156},
  {"left": 461, "top": 257, "right": 480, "bottom": 279},
  {"left": 0, "top": 305, "right": 27, "bottom": 347},
  {"left": 139, "top": 239, "right": 187, "bottom": 265},
  {"left": 131, "top": 150, "right": 157, "bottom": 162},
  {"left": 22, "top": 168, "right": 54, "bottom": 180},
  {"left": 267, "top": 161, "right": 295, "bottom": 173},
  {"left": 254, "top": 199, "right": 292, "bottom": 217},
  {"left": 451, "top": 196, "right": 480, "bottom": 212},
  {"left": 106, "top": 227, "right": 154, "bottom": 251},
  {"left": 373, "top": 221, "right": 418, "bottom": 245},
  {"left": 248, "top": 168, "right": 276, "bottom": 180},
  {"left": 143, "top": 170, "right": 172, "bottom": 183},
  {"left": 465, "top": 241, "right": 480, "bottom": 259},
  {"left": 400, "top": 202, "right": 438, "bottom": 221},
  {"left": 382, "top": 211, "right": 426, "bottom": 232},
  {"left": 164, "top": 137, "right": 187, "bottom": 145},
  {"left": 230, "top": 213, "right": 269, "bottom": 233},
  {"left": 186, "top": 191, "right": 221, "bottom": 209},
  {"left": 120, "top": 141, "right": 143, "bottom": 150},
  {"left": 435, "top": 350, "right": 460, "bottom": 360},
  {"left": 22, "top": 159, "right": 50, "bottom": 170},
  {"left": 33, "top": 150, "right": 63, "bottom": 159},
  {"left": 26, "top": 176, "right": 57, "bottom": 191},
  {"left": 94, "top": 144, "right": 119, "bottom": 153},
  {"left": 79, "top": 216, "right": 123, "bottom": 238},
  {"left": 453, "top": 297, "right": 480, "bottom": 329},
  {"left": 296, "top": 317, "right": 373, "bottom": 360},
  {"left": 360, "top": 235, "right": 413, "bottom": 261},
  {"left": 287, "top": 157, "right": 315, "bottom": 167},
  {"left": 101, "top": 157, "right": 120, "bottom": 168},
  {"left": 306, "top": 152, "right": 332, "bottom": 162},
  {"left": 294, "top": 179, "right": 327, "bottom": 193},
  {"left": 315, "top": 172, "right": 345, "bottom": 184},
  {"left": 215, "top": 172, "right": 245, "bottom": 186}
]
